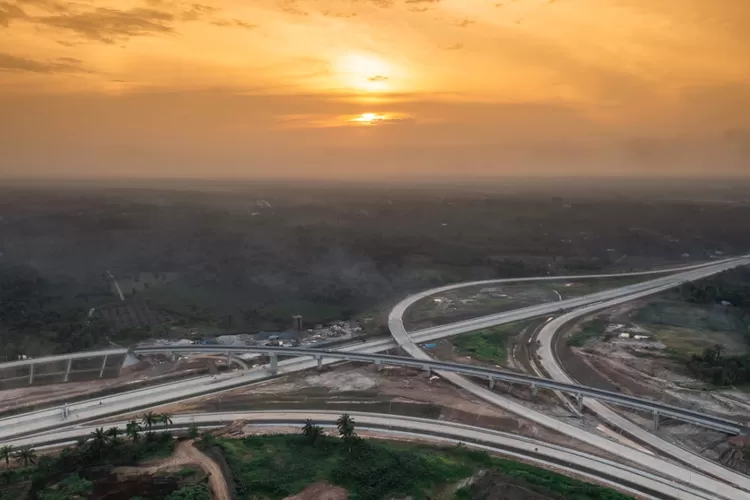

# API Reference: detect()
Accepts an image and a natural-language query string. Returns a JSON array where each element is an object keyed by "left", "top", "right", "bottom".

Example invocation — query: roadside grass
[
  {"left": 544, "top": 276, "right": 647, "bottom": 299},
  {"left": 404, "top": 277, "right": 647, "bottom": 330},
  {"left": 650, "top": 325, "right": 748, "bottom": 358},
  {"left": 216, "top": 434, "right": 634, "bottom": 500},
  {"left": 634, "top": 300, "right": 747, "bottom": 333},
  {"left": 451, "top": 324, "right": 525, "bottom": 365},
  {"left": 567, "top": 318, "right": 608, "bottom": 347},
  {"left": 632, "top": 300, "right": 749, "bottom": 358}
]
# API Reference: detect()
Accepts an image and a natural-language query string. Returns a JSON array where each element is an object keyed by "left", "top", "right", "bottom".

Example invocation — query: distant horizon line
[{"left": 2, "top": 173, "right": 750, "bottom": 187}]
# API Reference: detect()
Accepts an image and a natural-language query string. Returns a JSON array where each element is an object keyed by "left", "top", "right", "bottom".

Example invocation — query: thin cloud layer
[
  {"left": 0, "top": 52, "right": 87, "bottom": 72},
  {"left": 0, "top": 0, "right": 749, "bottom": 179}
]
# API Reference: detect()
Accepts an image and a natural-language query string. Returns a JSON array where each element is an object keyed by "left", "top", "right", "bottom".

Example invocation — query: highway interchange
[{"left": 2, "top": 256, "right": 750, "bottom": 499}]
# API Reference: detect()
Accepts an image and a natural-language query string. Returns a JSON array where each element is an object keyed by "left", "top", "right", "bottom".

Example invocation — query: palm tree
[
  {"left": 90, "top": 427, "right": 107, "bottom": 448},
  {"left": 141, "top": 411, "right": 158, "bottom": 429},
  {"left": 0, "top": 445, "right": 13, "bottom": 465},
  {"left": 159, "top": 413, "right": 173, "bottom": 430},
  {"left": 336, "top": 413, "right": 356, "bottom": 439},
  {"left": 141, "top": 411, "right": 159, "bottom": 438},
  {"left": 13, "top": 447, "right": 37, "bottom": 467},
  {"left": 126, "top": 420, "right": 141, "bottom": 443},
  {"left": 106, "top": 426, "right": 122, "bottom": 444},
  {"left": 302, "top": 419, "right": 315, "bottom": 437},
  {"left": 89, "top": 427, "right": 108, "bottom": 457},
  {"left": 301, "top": 419, "right": 324, "bottom": 445}
]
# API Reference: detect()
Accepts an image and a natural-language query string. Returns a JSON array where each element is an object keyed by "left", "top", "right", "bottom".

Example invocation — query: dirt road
[{"left": 116, "top": 440, "right": 231, "bottom": 500}]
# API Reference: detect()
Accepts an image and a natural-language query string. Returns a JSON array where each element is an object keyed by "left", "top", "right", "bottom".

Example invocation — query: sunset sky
[{"left": 1, "top": 0, "right": 749, "bottom": 180}]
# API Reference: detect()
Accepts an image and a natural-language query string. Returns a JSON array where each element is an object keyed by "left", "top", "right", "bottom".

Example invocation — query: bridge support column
[
  {"left": 226, "top": 352, "right": 232, "bottom": 368},
  {"left": 316, "top": 356, "right": 323, "bottom": 370},
  {"left": 375, "top": 360, "right": 383, "bottom": 372},
  {"left": 576, "top": 393, "right": 584, "bottom": 412},
  {"left": 424, "top": 366, "right": 431, "bottom": 377},
  {"left": 29, "top": 363, "right": 35, "bottom": 384},
  {"left": 653, "top": 410, "right": 660, "bottom": 431},
  {"left": 98, "top": 355, "right": 108, "bottom": 378},
  {"left": 269, "top": 353, "right": 278, "bottom": 375},
  {"left": 531, "top": 384, "right": 538, "bottom": 398},
  {"left": 488, "top": 377, "right": 495, "bottom": 390},
  {"left": 64, "top": 358, "right": 72, "bottom": 383},
  {"left": 168, "top": 351, "right": 176, "bottom": 363}
]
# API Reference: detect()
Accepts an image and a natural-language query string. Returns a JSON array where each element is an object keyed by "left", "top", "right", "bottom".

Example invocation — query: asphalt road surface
[{"left": 2, "top": 410, "right": 727, "bottom": 500}]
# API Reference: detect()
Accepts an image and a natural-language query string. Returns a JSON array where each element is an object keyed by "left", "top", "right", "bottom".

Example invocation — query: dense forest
[{"left": 2, "top": 182, "right": 750, "bottom": 358}]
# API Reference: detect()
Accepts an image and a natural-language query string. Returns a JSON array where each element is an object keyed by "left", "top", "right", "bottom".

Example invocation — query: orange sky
[{"left": 1, "top": 0, "right": 749, "bottom": 179}]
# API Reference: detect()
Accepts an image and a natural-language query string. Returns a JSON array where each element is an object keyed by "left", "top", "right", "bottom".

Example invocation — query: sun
[
  {"left": 336, "top": 53, "right": 393, "bottom": 92},
  {"left": 350, "top": 113, "right": 387, "bottom": 124}
]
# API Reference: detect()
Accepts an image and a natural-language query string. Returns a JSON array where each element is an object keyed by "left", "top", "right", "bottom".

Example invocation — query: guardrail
[
  {"left": 3, "top": 411, "right": 718, "bottom": 500},
  {"left": 132, "top": 345, "right": 749, "bottom": 435}
]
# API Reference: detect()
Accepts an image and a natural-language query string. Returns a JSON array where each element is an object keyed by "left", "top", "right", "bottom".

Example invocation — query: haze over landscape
[{"left": 1, "top": 0, "right": 749, "bottom": 180}]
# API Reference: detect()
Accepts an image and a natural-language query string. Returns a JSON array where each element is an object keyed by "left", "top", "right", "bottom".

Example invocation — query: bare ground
[
  {"left": 557, "top": 303, "right": 750, "bottom": 472},
  {"left": 429, "top": 335, "right": 573, "bottom": 418},
  {"left": 0, "top": 357, "right": 218, "bottom": 414},
  {"left": 105, "top": 363, "right": 660, "bottom": 471},
  {"left": 115, "top": 440, "right": 231, "bottom": 500}
]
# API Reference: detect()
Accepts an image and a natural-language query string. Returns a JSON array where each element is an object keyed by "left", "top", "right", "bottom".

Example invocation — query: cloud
[
  {"left": 35, "top": 7, "right": 175, "bottom": 43},
  {"left": 443, "top": 43, "right": 463, "bottom": 50},
  {"left": 0, "top": 1, "right": 26, "bottom": 27},
  {"left": 15, "top": 0, "right": 67, "bottom": 11},
  {"left": 179, "top": 3, "right": 219, "bottom": 21},
  {"left": 0, "top": 52, "right": 88, "bottom": 73},
  {"left": 278, "top": 0, "right": 308, "bottom": 16},
  {"left": 368, "top": 75, "right": 388, "bottom": 82},
  {"left": 210, "top": 18, "right": 257, "bottom": 29},
  {"left": 455, "top": 19, "right": 474, "bottom": 28},
  {"left": 362, "top": 0, "right": 395, "bottom": 7},
  {"left": 5, "top": 1, "right": 257, "bottom": 43},
  {"left": 322, "top": 10, "right": 357, "bottom": 18}
]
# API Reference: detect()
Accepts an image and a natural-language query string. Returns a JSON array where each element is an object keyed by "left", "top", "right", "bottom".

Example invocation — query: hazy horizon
[{"left": 2, "top": 0, "right": 749, "bottom": 180}]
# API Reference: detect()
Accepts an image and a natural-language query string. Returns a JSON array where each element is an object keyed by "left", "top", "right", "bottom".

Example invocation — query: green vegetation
[
  {"left": 634, "top": 268, "right": 750, "bottom": 385},
  {"left": 567, "top": 318, "right": 608, "bottom": 347},
  {"left": 39, "top": 474, "right": 93, "bottom": 500},
  {"left": 165, "top": 483, "right": 211, "bottom": 500},
  {"left": 5, "top": 185, "right": 748, "bottom": 357},
  {"left": 0, "top": 412, "right": 180, "bottom": 500},
  {"left": 452, "top": 324, "right": 523, "bottom": 364},
  {"left": 211, "top": 413, "right": 634, "bottom": 500},
  {"left": 688, "top": 344, "right": 750, "bottom": 386}
]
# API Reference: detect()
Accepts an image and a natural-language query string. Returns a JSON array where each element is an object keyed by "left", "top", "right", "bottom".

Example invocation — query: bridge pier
[
  {"left": 488, "top": 376, "right": 495, "bottom": 390},
  {"left": 375, "top": 360, "right": 383, "bottom": 372},
  {"left": 576, "top": 393, "right": 584, "bottom": 412},
  {"left": 29, "top": 362, "right": 35, "bottom": 384},
  {"left": 653, "top": 410, "right": 660, "bottom": 431},
  {"left": 226, "top": 352, "right": 232, "bottom": 368},
  {"left": 269, "top": 353, "right": 278, "bottom": 375},
  {"left": 531, "top": 383, "right": 538, "bottom": 398},
  {"left": 98, "top": 355, "right": 108, "bottom": 378},
  {"left": 316, "top": 356, "right": 323, "bottom": 370},
  {"left": 64, "top": 358, "right": 72, "bottom": 383},
  {"left": 424, "top": 366, "right": 431, "bottom": 377}
]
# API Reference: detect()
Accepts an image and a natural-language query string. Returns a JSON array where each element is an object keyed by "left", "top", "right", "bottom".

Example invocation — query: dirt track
[{"left": 116, "top": 440, "right": 230, "bottom": 500}]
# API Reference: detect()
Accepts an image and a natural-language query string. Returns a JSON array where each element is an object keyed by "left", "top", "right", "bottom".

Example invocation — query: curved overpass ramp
[
  {"left": 388, "top": 257, "right": 750, "bottom": 493},
  {"left": 1, "top": 410, "right": 730, "bottom": 500}
]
